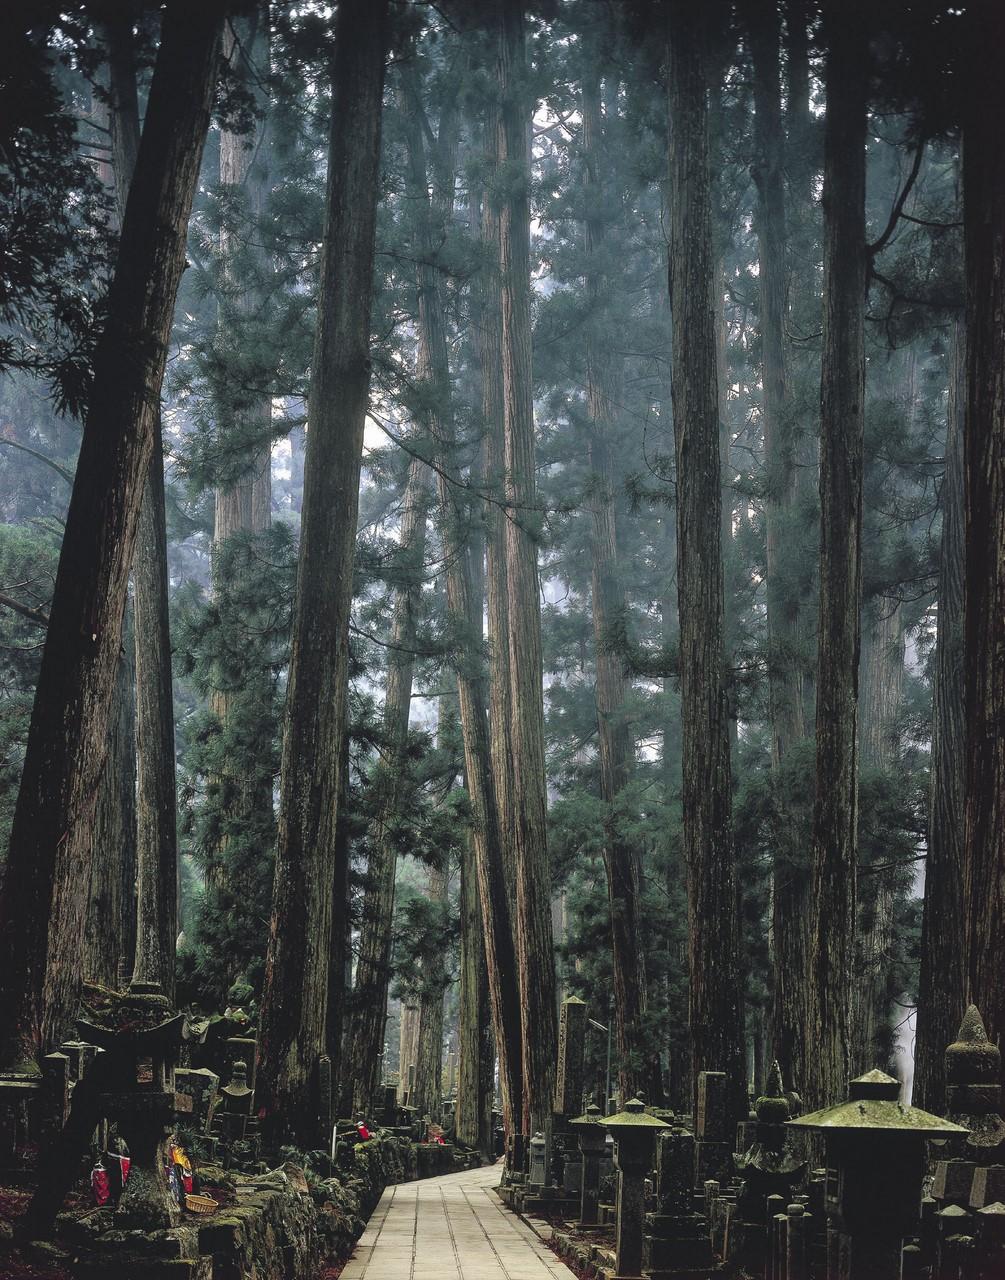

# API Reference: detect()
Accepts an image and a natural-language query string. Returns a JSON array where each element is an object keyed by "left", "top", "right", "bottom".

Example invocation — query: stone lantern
[
  {"left": 528, "top": 1131, "right": 548, "bottom": 1189},
  {"left": 604, "top": 1098, "right": 670, "bottom": 1279},
  {"left": 570, "top": 1102, "right": 607, "bottom": 1225},
  {"left": 733, "top": 1060, "right": 806, "bottom": 1223},
  {"left": 787, "top": 1069, "right": 968, "bottom": 1280},
  {"left": 77, "top": 985, "right": 184, "bottom": 1232}
]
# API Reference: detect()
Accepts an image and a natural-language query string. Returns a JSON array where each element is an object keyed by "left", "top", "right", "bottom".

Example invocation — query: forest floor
[
  {"left": 339, "top": 1163, "right": 576, "bottom": 1280},
  {"left": 0, "top": 1187, "right": 74, "bottom": 1280}
]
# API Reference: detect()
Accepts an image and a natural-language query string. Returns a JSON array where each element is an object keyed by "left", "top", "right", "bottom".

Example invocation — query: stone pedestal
[
  {"left": 605, "top": 1100, "right": 670, "bottom": 1279},
  {"left": 571, "top": 1103, "right": 607, "bottom": 1226}
]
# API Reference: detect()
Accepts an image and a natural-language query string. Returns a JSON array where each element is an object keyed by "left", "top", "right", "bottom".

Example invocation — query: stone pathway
[{"left": 339, "top": 1163, "right": 576, "bottom": 1280}]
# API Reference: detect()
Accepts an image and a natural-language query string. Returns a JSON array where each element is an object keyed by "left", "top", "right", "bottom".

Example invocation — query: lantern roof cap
[
  {"left": 603, "top": 1098, "right": 672, "bottom": 1130},
  {"left": 788, "top": 1070, "right": 968, "bottom": 1137},
  {"left": 570, "top": 1102, "right": 604, "bottom": 1127}
]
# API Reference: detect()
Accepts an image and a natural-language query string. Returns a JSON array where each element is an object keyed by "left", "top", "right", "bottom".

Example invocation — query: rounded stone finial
[
  {"left": 946, "top": 1005, "right": 1001, "bottom": 1084},
  {"left": 755, "top": 1060, "right": 790, "bottom": 1124}
]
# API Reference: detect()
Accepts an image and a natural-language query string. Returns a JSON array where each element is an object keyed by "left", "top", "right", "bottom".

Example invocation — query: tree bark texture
[
  {"left": 667, "top": 0, "right": 747, "bottom": 1123},
  {"left": 456, "top": 825, "right": 495, "bottom": 1153},
  {"left": 327, "top": 738, "right": 352, "bottom": 1116},
  {"left": 256, "top": 0, "right": 389, "bottom": 1150},
  {"left": 84, "top": 616, "right": 136, "bottom": 989},
  {"left": 914, "top": 320, "right": 967, "bottom": 1110},
  {"left": 132, "top": 433, "right": 179, "bottom": 999},
  {"left": 0, "top": 2, "right": 225, "bottom": 1069},
  {"left": 581, "top": 60, "right": 649, "bottom": 1103},
  {"left": 83, "top": 23, "right": 138, "bottom": 996},
  {"left": 961, "top": 0, "right": 1005, "bottom": 1089},
  {"left": 805, "top": 1, "right": 868, "bottom": 1109},
  {"left": 853, "top": 600, "right": 904, "bottom": 1072},
  {"left": 346, "top": 455, "right": 429, "bottom": 1113},
  {"left": 477, "top": 120, "right": 518, "bottom": 916},
  {"left": 496, "top": 0, "right": 557, "bottom": 1139},
  {"left": 413, "top": 860, "right": 448, "bottom": 1121}
]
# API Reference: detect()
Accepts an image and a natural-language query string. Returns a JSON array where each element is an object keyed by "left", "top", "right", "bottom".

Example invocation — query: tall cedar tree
[
  {"left": 667, "top": 0, "right": 747, "bottom": 1120},
  {"left": 256, "top": 0, "right": 390, "bottom": 1149},
  {"left": 207, "top": 8, "right": 273, "bottom": 923},
  {"left": 496, "top": 0, "right": 558, "bottom": 1140},
  {"left": 581, "top": 53, "right": 650, "bottom": 1101},
  {"left": 401, "top": 68, "right": 525, "bottom": 1136},
  {"left": 961, "top": 0, "right": 1005, "bottom": 1086},
  {"left": 82, "top": 30, "right": 138, "bottom": 992},
  {"left": 805, "top": 1, "right": 868, "bottom": 1107},
  {"left": 0, "top": 2, "right": 225, "bottom": 1069},
  {"left": 746, "top": 0, "right": 810, "bottom": 1092},
  {"left": 99, "top": 13, "right": 181, "bottom": 1000},
  {"left": 914, "top": 320, "right": 966, "bottom": 1109},
  {"left": 345, "top": 453, "right": 429, "bottom": 1113}
]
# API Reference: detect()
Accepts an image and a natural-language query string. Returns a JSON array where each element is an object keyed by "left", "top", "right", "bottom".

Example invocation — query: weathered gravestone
[
  {"left": 695, "top": 1071, "right": 732, "bottom": 1185},
  {"left": 643, "top": 1127, "right": 715, "bottom": 1279}
]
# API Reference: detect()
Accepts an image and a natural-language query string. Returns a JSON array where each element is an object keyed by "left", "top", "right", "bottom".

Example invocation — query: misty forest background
[{"left": 0, "top": 0, "right": 1001, "bottom": 1155}]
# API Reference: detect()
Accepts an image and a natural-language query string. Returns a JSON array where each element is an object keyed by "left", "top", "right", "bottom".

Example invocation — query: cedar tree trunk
[
  {"left": 805, "top": 1, "right": 868, "bottom": 1108},
  {"left": 256, "top": 0, "right": 389, "bottom": 1150},
  {"left": 496, "top": 0, "right": 557, "bottom": 1140},
  {"left": 667, "top": 0, "right": 747, "bottom": 1122},
  {"left": 346, "top": 455, "right": 429, "bottom": 1113},
  {"left": 0, "top": 2, "right": 224, "bottom": 1069},
  {"left": 914, "top": 320, "right": 967, "bottom": 1110},
  {"left": 961, "top": 0, "right": 1005, "bottom": 1089}
]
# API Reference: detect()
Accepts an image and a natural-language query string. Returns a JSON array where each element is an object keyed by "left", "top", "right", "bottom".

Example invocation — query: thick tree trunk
[
  {"left": 667, "top": 0, "right": 747, "bottom": 1123},
  {"left": 99, "top": 8, "right": 180, "bottom": 1004},
  {"left": 83, "top": 31, "right": 138, "bottom": 996},
  {"left": 132, "top": 433, "right": 179, "bottom": 1000},
  {"left": 0, "top": 3, "right": 224, "bottom": 1070},
  {"left": 853, "top": 600, "right": 905, "bottom": 1072},
  {"left": 961, "top": 0, "right": 1005, "bottom": 1091},
  {"left": 805, "top": 2, "right": 868, "bottom": 1108},
  {"left": 581, "top": 62, "right": 649, "bottom": 1102},
  {"left": 413, "top": 860, "right": 448, "bottom": 1122},
  {"left": 478, "top": 125, "right": 518, "bottom": 913},
  {"left": 914, "top": 320, "right": 967, "bottom": 1111},
  {"left": 257, "top": 0, "right": 389, "bottom": 1150},
  {"left": 84, "top": 617, "right": 136, "bottom": 989},
  {"left": 327, "top": 739, "right": 352, "bottom": 1118},
  {"left": 346, "top": 455, "right": 429, "bottom": 1113},
  {"left": 401, "top": 80, "right": 524, "bottom": 1138},
  {"left": 496, "top": 0, "right": 557, "bottom": 1140},
  {"left": 456, "top": 824, "right": 495, "bottom": 1153},
  {"left": 747, "top": 0, "right": 812, "bottom": 1095}
]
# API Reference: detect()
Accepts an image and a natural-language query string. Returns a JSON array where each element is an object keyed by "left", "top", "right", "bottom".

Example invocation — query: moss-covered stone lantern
[
  {"left": 604, "top": 1098, "right": 670, "bottom": 1278},
  {"left": 788, "top": 1069, "right": 968, "bottom": 1280},
  {"left": 570, "top": 1101, "right": 607, "bottom": 1225}
]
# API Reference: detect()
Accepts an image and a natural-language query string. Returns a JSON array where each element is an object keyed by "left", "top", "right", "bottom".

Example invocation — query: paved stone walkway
[{"left": 340, "top": 1163, "right": 576, "bottom": 1280}]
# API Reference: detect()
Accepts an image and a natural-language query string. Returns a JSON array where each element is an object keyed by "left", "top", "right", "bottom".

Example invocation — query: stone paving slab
[{"left": 340, "top": 1163, "right": 576, "bottom": 1280}]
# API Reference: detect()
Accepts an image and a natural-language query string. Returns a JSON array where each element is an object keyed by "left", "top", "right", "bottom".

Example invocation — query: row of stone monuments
[{"left": 500, "top": 996, "right": 1005, "bottom": 1280}]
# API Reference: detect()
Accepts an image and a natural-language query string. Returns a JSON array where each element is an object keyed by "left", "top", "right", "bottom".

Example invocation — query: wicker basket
[{"left": 185, "top": 1193, "right": 219, "bottom": 1215}]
